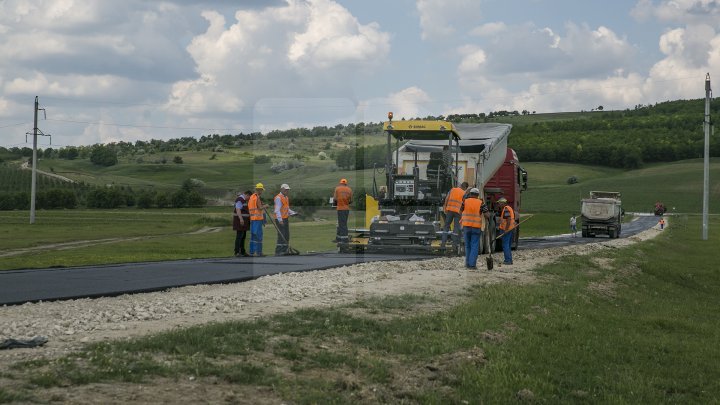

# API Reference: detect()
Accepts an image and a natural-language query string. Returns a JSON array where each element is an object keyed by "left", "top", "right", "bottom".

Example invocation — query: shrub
[
  {"left": 89, "top": 145, "right": 118, "bottom": 167},
  {"left": 253, "top": 155, "right": 271, "bottom": 164},
  {"left": 173, "top": 156, "right": 183, "bottom": 164},
  {"left": 567, "top": 176, "right": 578, "bottom": 185}
]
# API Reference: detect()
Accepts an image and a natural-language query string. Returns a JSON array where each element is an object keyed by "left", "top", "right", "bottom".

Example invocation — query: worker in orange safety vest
[
  {"left": 248, "top": 183, "right": 266, "bottom": 257},
  {"left": 441, "top": 181, "right": 469, "bottom": 250},
  {"left": 273, "top": 184, "right": 296, "bottom": 255},
  {"left": 460, "top": 187, "right": 489, "bottom": 269},
  {"left": 497, "top": 197, "right": 515, "bottom": 265}
]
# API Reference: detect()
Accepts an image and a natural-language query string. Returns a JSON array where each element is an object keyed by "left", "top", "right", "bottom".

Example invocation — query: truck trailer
[
  {"left": 581, "top": 191, "right": 623, "bottom": 238},
  {"left": 341, "top": 115, "right": 526, "bottom": 254}
]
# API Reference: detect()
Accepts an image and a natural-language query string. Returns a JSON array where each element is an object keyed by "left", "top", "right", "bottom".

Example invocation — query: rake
[{"left": 264, "top": 207, "right": 300, "bottom": 255}]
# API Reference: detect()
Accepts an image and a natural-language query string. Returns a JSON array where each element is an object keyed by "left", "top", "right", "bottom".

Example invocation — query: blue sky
[{"left": 0, "top": 0, "right": 718, "bottom": 147}]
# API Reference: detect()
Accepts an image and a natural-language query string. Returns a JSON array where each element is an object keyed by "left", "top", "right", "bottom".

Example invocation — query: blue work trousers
[
  {"left": 464, "top": 227, "right": 482, "bottom": 268},
  {"left": 250, "top": 220, "right": 264, "bottom": 255},
  {"left": 501, "top": 229, "right": 514, "bottom": 264}
]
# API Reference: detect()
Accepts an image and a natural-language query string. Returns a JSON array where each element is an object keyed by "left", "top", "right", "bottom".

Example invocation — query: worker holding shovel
[{"left": 497, "top": 197, "right": 516, "bottom": 265}]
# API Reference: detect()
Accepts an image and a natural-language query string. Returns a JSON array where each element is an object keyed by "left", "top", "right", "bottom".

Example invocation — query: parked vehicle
[{"left": 654, "top": 201, "right": 666, "bottom": 216}]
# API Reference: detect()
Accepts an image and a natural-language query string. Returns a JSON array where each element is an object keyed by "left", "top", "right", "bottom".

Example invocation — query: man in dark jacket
[{"left": 233, "top": 190, "right": 252, "bottom": 257}]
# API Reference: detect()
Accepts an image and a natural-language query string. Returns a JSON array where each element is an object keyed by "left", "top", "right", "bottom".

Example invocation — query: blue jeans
[
  {"left": 501, "top": 229, "right": 514, "bottom": 263},
  {"left": 464, "top": 227, "right": 482, "bottom": 268},
  {"left": 250, "top": 220, "right": 263, "bottom": 255},
  {"left": 442, "top": 211, "right": 461, "bottom": 247}
]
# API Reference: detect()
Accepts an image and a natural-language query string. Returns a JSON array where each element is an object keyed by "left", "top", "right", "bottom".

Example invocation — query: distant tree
[
  {"left": 173, "top": 155, "right": 183, "bottom": 164},
  {"left": 89, "top": 145, "right": 118, "bottom": 167}
]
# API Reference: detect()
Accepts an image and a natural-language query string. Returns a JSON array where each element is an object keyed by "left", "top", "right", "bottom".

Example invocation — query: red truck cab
[{"left": 483, "top": 148, "right": 527, "bottom": 250}]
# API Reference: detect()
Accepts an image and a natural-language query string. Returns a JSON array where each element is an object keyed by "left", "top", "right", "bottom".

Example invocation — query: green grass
[
  {"left": 5, "top": 216, "right": 719, "bottom": 403},
  {"left": 522, "top": 158, "right": 720, "bottom": 213},
  {"left": 0, "top": 211, "right": 340, "bottom": 270}
]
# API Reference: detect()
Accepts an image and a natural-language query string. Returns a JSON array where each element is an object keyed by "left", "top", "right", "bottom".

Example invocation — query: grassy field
[
  {"left": 2, "top": 216, "right": 717, "bottom": 403},
  {"left": 34, "top": 134, "right": 387, "bottom": 195},
  {"left": 522, "top": 158, "right": 720, "bottom": 213}
]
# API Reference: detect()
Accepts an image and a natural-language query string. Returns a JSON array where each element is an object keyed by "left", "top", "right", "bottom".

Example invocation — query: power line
[
  {"left": 0, "top": 122, "right": 31, "bottom": 129},
  {"left": 46, "top": 118, "right": 242, "bottom": 132}
]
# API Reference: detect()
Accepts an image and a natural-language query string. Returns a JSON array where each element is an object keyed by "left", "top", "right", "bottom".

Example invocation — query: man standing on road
[
  {"left": 333, "top": 178, "right": 353, "bottom": 243},
  {"left": 248, "top": 183, "right": 266, "bottom": 257},
  {"left": 497, "top": 197, "right": 515, "bottom": 265},
  {"left": 441, "top": 181, "right": 469, "bottom": 250},
  {"left": 233, "top": 190, "right": 252, "bottom": 257},
  {"left": 460, "top": 188, "right": 488, "bottom": 269},
  {"left": 570, "top": 214, "right": 577, "bottom": 237},
  {"left": 273, "top": 184, "right": 296, "bottom": 255}
]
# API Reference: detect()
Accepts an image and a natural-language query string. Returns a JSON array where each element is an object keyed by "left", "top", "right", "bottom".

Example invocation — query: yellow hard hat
[{"left": 255, "top": 182, "right": 264, "bottom": 190}]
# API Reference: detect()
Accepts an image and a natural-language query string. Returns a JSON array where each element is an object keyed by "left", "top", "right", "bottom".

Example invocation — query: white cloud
[
  {"left": 167, "top": 0, "right": 390, "bottom": 119},
  {"left": 469, "top": 22, "right": 507, "bottom": 37},
  {"left": 416, "top": 0, "right": 483, "bottom": 40},
  {"left": 288, "top": 0, "right": 390, "bottom": 69},
  {"left": 458, "top": 22, "right": 636, "bottom": 85},
  {"left": 632, "top": 0, "right": 720, "bottom": 25},
  {"left": 358, "top": 87, "right": 433, "bottom": 121}
]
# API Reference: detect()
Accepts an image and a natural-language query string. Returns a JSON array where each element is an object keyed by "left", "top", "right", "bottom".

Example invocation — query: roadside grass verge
[
  {"left": 3, "top": 217, "right": 718, "bottom": 403},
  {"left": 0, "top": 220, "right": 337, "bottom": 270}
]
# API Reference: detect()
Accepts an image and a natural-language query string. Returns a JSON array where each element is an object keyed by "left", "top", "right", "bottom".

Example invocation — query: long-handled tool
[
  {"left": 486, "top": 215, "right": 534, "bottom": 270},
  {"left": 264, "top": 207, "right": 300, "bottom": 255}
]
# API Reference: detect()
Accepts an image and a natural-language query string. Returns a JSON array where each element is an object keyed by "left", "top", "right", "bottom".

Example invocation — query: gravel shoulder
[{"left": 0, "top": 221, "right": 666, "bottom": 368}]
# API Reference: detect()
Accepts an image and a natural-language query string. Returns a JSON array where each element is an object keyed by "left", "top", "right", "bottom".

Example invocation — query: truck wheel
[
  {"left": 581, "top": 229, "right": 588, "bottom": 238},
  {"left": 609, "top": 228, "right": 617, "bottom": 239}
]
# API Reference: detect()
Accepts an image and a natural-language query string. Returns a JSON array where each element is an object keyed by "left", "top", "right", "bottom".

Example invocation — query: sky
[{"left": 0, "top": 0, "right": 718, "bottom": 148}]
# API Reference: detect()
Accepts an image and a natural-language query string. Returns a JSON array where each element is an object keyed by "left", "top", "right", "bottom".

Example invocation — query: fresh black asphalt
[{"left": 0, "top": 215, "right": 660, "bottom": 306}]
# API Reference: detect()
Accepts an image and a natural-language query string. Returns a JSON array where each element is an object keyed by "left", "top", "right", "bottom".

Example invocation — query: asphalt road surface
[{"left": 0, "top": 214, "right": 659, "bottom": 306}]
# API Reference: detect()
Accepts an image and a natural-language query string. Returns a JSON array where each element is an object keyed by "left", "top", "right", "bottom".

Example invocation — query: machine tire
[
  {"left": 581, "top": 229, "right": 588, "bottom": 238},
  {"left": 609, "top": 228, "right": 617, "bottom": 239}
]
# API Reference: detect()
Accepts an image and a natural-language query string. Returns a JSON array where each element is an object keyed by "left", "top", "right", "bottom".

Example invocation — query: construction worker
[
  {"left": 248, "top": 183, "right": 266, "bottom": 257},
  {"left": 497, "top": 197, "right": 515, "bottom": 265},
  {"left": 441, "top": 181, "right": 469, "bottom": 250},
  {"left": 333, "top": 178, "right": 353, "bottom": 243},
  {"left": 570, "top": 214, "right": 577, "bottom": 237},
  {"left": 659, "top": 217, "right": 665, "bottom": 230},
  {"left": 460, "top": 188, "right": 489, "bottom": 269},
  {"left": 233, "top": 190, "right": 252, "bottom": 257},
  {"left": 273, "top": 184, "right": 296, "bottom": 255}
]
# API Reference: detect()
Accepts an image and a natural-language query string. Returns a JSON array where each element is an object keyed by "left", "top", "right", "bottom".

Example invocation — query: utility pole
[
  {"left": 702, "top": 74, "right": 712, "bottom": 240},
  {"left": 29, "top": 96, "right": 48, "bottom": 224}
]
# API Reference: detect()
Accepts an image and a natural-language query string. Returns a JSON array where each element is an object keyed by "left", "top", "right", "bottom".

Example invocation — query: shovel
[
  {"left": 264, "top": 207, "right": 300, "bottom": 255},
  {"left": 485, "top": 215, "right": 534, "bottom": 270}
]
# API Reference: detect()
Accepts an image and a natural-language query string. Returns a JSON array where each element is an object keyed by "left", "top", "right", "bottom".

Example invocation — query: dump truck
[
  {"left": 341, "top": 114, "right": 527, "bottom": 254},
  {"left": 580, "top": 191, "right": 623, "bottom": 238}
]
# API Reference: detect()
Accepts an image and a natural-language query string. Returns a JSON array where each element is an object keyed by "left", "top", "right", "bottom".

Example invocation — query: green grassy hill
[
  {"left": 522, "top": 158, "right": 720, "bottom": 213},
  {"left": 15, "top": 151, "right": 720, "bottom": 214}
]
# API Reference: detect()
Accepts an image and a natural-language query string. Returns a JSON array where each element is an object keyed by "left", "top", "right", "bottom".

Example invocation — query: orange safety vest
[
  {"left": 275, "top": 193, "right": 289, "bottom": 219},
  {"left": 461, "top": 198, "right": 484, "bottom": 229},
  {"left": 334, "top": 185, "right": 352, "bottom": 211},
  {"left": 499, "top": 205, "right": 515, "bottom": 231},
  {"left": 445, "top": 187, "right": 465, "bottom": 214},
  {"left": 249, "top": 193, "right": 264, "bottom": 221}
]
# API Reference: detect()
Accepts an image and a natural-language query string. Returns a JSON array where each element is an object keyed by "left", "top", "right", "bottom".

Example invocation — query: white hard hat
[
  {"left": 281, "top": 183, "right": 291, "bottom": 190},
  {"left": 469, "top": 188, "right": 480, "bottom": 194}
]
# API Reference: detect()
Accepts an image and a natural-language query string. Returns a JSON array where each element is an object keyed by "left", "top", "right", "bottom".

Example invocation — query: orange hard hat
[{"left": 340, "top": 178, "right": 348, "bottom": 184}]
